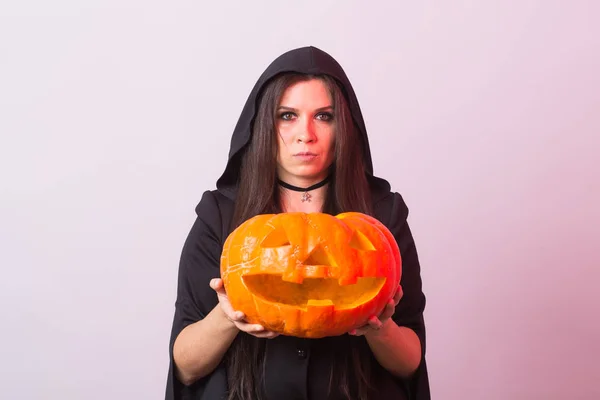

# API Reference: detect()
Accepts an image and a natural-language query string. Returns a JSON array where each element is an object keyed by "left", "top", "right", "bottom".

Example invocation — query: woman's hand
[
  {"left": 349, "top": 284, "right": 403, "bottom": 336},
  {"left": 210, "top": 278, "right": 280, "bottom": 339}
]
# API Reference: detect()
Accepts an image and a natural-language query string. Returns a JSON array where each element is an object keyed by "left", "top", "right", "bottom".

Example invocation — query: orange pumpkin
[{"left": 220, "top": 212, "right": 401, "bottom": 338}]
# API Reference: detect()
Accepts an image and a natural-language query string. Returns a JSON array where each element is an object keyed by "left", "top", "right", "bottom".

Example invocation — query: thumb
[{"left": 210, "top": 278, "right": 224, "bottom": 291}]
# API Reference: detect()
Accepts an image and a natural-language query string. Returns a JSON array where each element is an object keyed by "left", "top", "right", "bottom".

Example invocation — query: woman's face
[{"left": 275, "top": 78, "right": 336, "bottom": 186}]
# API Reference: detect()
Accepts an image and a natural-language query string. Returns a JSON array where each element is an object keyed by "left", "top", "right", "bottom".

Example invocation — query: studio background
[{"left": 1, "top": 1, "right": 598, "bottom": 399}]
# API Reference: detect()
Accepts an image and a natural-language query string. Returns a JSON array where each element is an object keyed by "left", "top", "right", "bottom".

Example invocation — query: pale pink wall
[
  {"left": 354, "top": 3, "right": 600, "bottom": 398},
  {"left": 1, "top": 1, "right": 598, "bottom": 399}
]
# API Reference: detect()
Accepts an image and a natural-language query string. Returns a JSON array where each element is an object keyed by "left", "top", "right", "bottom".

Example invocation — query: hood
[{"left": 215, "top": 46, "right": 390, "bottom": 200}]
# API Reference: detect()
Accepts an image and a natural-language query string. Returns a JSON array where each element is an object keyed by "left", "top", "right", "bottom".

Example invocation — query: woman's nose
[{"left": 296, "top": 119, "right": 316, "bottom": 143}]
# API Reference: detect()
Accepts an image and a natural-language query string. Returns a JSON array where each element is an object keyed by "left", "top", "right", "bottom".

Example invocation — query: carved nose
[{"left": 302, "top": 244, "right": 336, "bottom": 267}]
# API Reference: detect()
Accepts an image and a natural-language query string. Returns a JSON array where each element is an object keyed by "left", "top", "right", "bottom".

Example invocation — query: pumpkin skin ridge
[
  {"left": 247, "top": 294, "right": 384, "bottom": 338},
  {"left": 220, "top": 212, "right": 401, "bottom": 338}
]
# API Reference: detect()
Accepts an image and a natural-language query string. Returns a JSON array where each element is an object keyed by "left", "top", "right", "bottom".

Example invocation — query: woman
[{"left": 166, "top": 46, "right": 430, "bottom": 400}]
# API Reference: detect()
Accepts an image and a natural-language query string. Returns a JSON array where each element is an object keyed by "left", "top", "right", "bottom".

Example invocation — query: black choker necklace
[{"left": 277, "top": 176, "right": 331, "bottom": 203}]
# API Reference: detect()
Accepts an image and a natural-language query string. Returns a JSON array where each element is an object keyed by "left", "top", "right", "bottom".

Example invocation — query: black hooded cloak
[{"left": 166, "top": 46, "right": 430, "bottom": 400}]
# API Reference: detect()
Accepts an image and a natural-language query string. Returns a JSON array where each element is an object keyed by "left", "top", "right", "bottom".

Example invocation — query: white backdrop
[{"left": 1, "top": 1, "right": 599, "bottom": 399}]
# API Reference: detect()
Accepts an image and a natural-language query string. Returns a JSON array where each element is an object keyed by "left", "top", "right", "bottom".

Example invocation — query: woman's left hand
[{"left": 349, "top": 284, "right": 403, "bottom": 336}]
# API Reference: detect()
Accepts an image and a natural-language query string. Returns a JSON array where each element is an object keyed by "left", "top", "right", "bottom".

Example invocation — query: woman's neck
[
  {"left": 279, "top": 184, "right": 328, "bottom": 213},
  {"left": 277, "top": 174, "right": 330, "bottom": 213}
]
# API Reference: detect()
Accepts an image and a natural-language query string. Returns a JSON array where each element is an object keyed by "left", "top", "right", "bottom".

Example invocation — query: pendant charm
[{"left": 301, "top": 192, "right": 312, "bottom": 202}]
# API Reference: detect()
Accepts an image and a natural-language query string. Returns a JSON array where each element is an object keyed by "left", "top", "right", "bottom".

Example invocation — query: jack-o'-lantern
[{"left": 220, "top": 212, "right": 401, "bottom": 338}]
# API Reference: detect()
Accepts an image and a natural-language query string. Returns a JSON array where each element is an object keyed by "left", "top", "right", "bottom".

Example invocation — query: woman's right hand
[{"left": 210, "top": 278, "right": 280, "bottom": 339}]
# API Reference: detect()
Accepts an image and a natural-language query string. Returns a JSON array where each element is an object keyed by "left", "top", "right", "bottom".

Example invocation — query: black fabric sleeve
[
  {"left": 386, "top": 192, "right": 431, "bottom": 400},
  {"left": 165, "top": 191, "right": 226, "bottom": 400}
]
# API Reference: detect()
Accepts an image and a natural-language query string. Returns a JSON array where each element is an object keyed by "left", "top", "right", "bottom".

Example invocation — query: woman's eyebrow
[{"left": 277, "top": 105, "right": 334, "bottom": 112}]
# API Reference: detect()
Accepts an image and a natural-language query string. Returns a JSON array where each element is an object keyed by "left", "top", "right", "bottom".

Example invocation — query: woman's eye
[
  {"left": 316, "top": 112, "right": 334, "bottom": 121},
  {"left": 279, "top": 112, "right": 295, "bottom": 121}
]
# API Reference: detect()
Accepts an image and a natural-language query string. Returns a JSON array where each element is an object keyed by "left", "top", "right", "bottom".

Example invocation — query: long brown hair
[{"left": 226, "top": 73, "right": 374, "bottom": 400}]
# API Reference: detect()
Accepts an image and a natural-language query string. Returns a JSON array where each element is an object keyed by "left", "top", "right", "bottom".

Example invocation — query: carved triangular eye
[
  {"left": 348, "top": 230, "right": 376, "bottom": 251},
  {"left": 261, "top": 227, "right": 291, "bottom": 248},
  {"left": 304, "top": 244, "right": 337, "bottom": 266}
]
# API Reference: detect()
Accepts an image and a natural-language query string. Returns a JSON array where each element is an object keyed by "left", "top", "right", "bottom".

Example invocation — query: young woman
[{"left": 166, "top": 46, "right": 430, "bottom": 400}]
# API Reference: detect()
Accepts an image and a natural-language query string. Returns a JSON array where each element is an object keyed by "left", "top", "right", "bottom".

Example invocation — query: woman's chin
[{"left": 291, "top": 169, "right": 329, "bottom": 181}]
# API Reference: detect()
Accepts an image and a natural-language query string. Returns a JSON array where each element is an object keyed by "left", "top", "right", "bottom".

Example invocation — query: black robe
[{"left": 165, "top": 46, "right": 431, "bottom": 400}]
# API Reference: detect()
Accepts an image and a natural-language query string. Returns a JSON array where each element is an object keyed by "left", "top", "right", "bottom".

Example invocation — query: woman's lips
[{"left": 294, "top": 152, "right": 318, "bottom": 161}]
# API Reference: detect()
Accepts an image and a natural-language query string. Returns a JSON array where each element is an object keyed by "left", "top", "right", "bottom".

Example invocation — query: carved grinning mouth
[
  {"left": 242, "top": 226, "right": 386, "bottom": 310},
  {"left": 242, "top": 275, "right": 386, "bottom": 309}
]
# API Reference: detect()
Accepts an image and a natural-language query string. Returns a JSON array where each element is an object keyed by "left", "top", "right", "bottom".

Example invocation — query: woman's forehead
[{"left": 278, "top": 79, "right": 332, "bottom": 109}]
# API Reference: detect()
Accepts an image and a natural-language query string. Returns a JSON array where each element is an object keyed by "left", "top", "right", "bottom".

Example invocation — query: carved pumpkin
[{"left": 220, "top": 212, "right": 401, "bottom": 338}]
